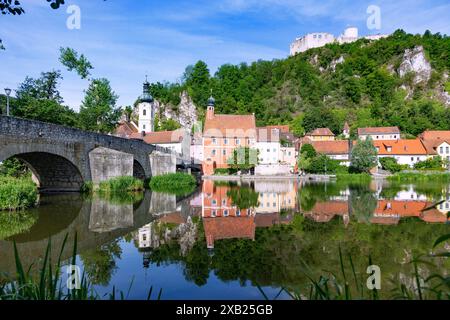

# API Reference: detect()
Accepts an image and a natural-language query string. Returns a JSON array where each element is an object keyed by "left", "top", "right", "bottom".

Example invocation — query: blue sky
[{"left": 0, "top": 0, "right": 449, "bottom": 110}]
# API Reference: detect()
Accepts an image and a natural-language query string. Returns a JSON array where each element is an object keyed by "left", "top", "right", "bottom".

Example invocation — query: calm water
[{"left": 0, "top": 179, "right": 449, "bottom": 299}]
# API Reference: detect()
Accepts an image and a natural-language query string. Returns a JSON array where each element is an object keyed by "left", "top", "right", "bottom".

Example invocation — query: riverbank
[{"left": 0, "top": 177, "right": 38, "bottom": 211}]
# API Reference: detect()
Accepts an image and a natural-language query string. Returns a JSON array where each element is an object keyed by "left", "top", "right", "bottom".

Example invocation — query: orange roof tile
[
  {"left": 358, "top": 126, "right": 400, "bottom": 135},
  {"left": 311, "top": 140, "right": 350, "bottom": 155},
  {"left": 203, "top": 216, "right": 255, "bottom": 248},
  {"left": 204, "top": 114, "right": 256, "bottom": 138},
  {"left": 255, "top": 212, "right": 280, "bottom": 227},
  {"left": 306, "top": 128, "right": 334, "bottom": 136},
  {"left": 114, "top": 121, "right": 138, "bottom": 137},
  {"left": 373, "top": 139, "right": 427, "bottom": 155},
  {"left": 130, "top": 130, "right": 185, "bottom": 144},
  {"left": 419, "top": 130, "right": 450, "bottom": 141},
  {"left": 374, "top": 200, "right": 427, "bottom": 217}
]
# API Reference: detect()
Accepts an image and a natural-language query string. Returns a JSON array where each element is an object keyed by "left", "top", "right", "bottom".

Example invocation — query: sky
[{"left": 0, "top": 0, "right": 449, "bottom": 110}]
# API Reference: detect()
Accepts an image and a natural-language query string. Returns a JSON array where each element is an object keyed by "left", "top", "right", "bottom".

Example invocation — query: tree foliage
[
  {"left": 79, "top": 78, "right": 121, "bottom": 133},
  {"left": 350, "top": 138, "right": 378, "bottom": 173},
  {"left": 59, "top": 47, "right": 93, "bottom": 79}
]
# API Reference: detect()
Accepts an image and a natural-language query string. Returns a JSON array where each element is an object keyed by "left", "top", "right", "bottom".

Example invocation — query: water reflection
[{"left": 0, "top": 179, "right": 448, "bottom": 299}]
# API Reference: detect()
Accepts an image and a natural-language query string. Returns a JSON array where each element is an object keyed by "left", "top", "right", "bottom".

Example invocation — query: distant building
[
  {"left": 114, "top": 120, "right": 139, "bottom": 138},
  {"left": 305, "top": 128, "right": 335, "bottom": 141},
  {"left": 343, "top": 122, "right": 350, "bottom": 139},
  {"left": 137, "top": 79, "right": 155, "bottom": 133},
  {"left": 357, "top": 126, "right": 400, "bottom": 141},
  {"left": 373, "top": 139, "right": 428, "bottom": 167},
  {"left": 419, "top": 130, "right": 450, "bottom": 164},
  {"left": 310, "top": 140, "right": 351, "bottom": 166},
  {"left": 290, "top": 27, "right": 390, "bottom": 56}
]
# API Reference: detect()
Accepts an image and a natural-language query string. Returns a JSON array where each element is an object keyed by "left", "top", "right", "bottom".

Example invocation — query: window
[
  {"left": 417, "top": 157, "right": 420, "bottom": 161},
  {"left": 440, "top": 146, "right": 444, "bottom": 154},
  {"left": 212, "top": 137, "right": 216, "bottom": 144},
  {"left": 223, "top": 210, "right": 229, "bottom": 217},
  {"left": 235, "top": 138, "right": 240, "bottom": 145},
  {"left": 212, "top": 149, "right": 216, "bottom": 156},
  {"left": 267, "top": 149, "right": 270, "bottom": 153},
  {"left": 387, "top": 147, "right": 392, "bottom": 152},
  {"left": 143, "top": 109, "right": 146, "bottom": 116},
  {"left": 143, "top": 124, "right": 146, "bottom": 130},
  {"left": 376, "top": 136, "right": 379, "bottom": 139},
  {"left": 236, "top": 210, "right": 241, "bottom": 216},
  {"left": 288, "top": 152, "right": 291, "bottom": 156},
  {"left": 411, "top": 157, "right": 414, "bottom": 162},
  {"left": 222, "top": 150, "right": 226, "bottom": 155},
  {"left": 273, "top": 202, "right": 276, "bottom": 207},
  {"left": 446, "top": 147, "right": 449, "bottom": 154},
  {"left": 142, "top": 234, "right": 147, "bottom": 241},
  {"left": 222, "top": 199, "right": 226, "bottom": 205},
  {"left": 273, "top": 148, "right": 276, "bottom": 152},
  {"left": 212, "top": 210, "right": 217, "bottom": 217},
  {"left": 224, "top": 138, "right": 228, "bottom": 145},
  {"left": 267, "top": 202, "right": 270, "bottom": 207},
  {"left": 212, "top": 199, "right": 217, "bottom": 206}
]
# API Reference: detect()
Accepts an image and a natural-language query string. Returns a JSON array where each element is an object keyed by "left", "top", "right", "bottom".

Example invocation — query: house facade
[
  {"left": 305, "top": 128, "right": 335, "bottom": 141},
  {"left": 358, "top": 127, "right": 400, "bottom": 141},
  {"left": 202, "top": 97, "right": 257, "bottom": 175},
  {"left": 310, "top": 140, "right": 351, "bottom": 166},
  {"left": 373, "top": 139, "right": 428, "bottom": 167}
]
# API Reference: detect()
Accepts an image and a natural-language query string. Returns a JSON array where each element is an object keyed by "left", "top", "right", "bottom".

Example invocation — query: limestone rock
[{"left": 398, "top": 46, "right": 432, "bottom": 84}]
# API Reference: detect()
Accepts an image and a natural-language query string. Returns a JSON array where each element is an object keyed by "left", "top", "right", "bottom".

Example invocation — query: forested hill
[{"left": 149, "top": 29, "right": 450, "bottom": 137}]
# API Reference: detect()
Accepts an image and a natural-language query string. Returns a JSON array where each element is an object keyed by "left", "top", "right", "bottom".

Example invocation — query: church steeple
[
  {"left": 206, "top": 91, "right": 215, "bottom": 120},
  {"left": 140, "top": 75, "right": 154, "bottom": 103}
]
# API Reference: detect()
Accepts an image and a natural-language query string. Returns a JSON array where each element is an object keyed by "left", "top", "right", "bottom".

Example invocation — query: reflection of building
[
  {"left": 372, "top": 200, "right": 449, "bottom": 224},
  {"left": 203, "top": 217, "right": 255, "bottom": 249},
  {"left": 303, "top": 201, "right": 350, "bottom": 226}
]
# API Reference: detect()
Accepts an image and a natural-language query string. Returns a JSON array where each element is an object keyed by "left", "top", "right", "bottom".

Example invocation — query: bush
[
  {"left": 149, "top": 173, "right": 197, "bottom": 195},
  {"left": 414, "top": 156, "right": 443, "bottom": 170},
  {"left": 388, "top": 172, "right": 450, "bottom": 182},
  {"left": 98, "top": 176, "right": 144, "bottom": 193},
  {"left": 0, "top": 177, "right": 38, "bottom": 211},
  {"left": 214, "top": 168, "right": 231, "bottom": 175},
  {"left": 379, "top": 157, "right": 406, "bottom": 173},
  {"left": 306, "top": 154, "right": 340, "bottom": 174}
]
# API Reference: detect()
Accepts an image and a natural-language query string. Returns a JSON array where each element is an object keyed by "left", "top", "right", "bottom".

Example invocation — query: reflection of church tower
[{"left": 138, "top": 78, "right": 154, "bottom": 133}]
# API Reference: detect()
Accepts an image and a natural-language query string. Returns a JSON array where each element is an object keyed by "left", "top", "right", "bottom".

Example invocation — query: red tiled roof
[
  {"left": 419, "top": 130, "right": 450, "bottom": 141},
  {"left": 306, "top": 128, "right": 334, "bottom": 136},
  {"left": 130, "top": 130, "right": 184, "bottom": 144},
  {"left": 304, "top": 201, "right": 349, "bottom": 222},
  {"left": 255, "top": 212, "right": 280, "bottom": 227},
  {"left": 204, "top": 114, "right": 256, "bottom": 138},
  {"left": 265, "top": 125, "right": 290, "bottom": 133},
  {"left": 373, "top": 139, "right": 427, "bottom": 155},
  {"left": 203, "top": 216, "right": 255, "bottom": 248},
  {"left": 114, "top": 121, "right": 138, "bottom": 137},
  {"left": 420, "top": 139, "right": 450, "bottom": 155},
  {"left": 358, "top": 127, "right": 400, "bottom": 135},
  {"left": 311, "top": 140, "right": 350, "bottom": 155}
]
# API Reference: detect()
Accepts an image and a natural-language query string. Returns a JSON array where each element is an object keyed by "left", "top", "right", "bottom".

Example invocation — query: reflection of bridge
[
  {"left": 0, "top": 190, "right": 196, "bottom": 277},
  {"left": 0, "top": 116, "right": 200, "bottom": 191}
]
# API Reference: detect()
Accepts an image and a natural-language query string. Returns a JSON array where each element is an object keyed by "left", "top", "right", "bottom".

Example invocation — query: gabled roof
[
  {"left": 130, "top": 130, "right": 185, "bottom": 144},
  {"left": 114, "top": 121, "right": 138, "bottom": 137},
  {"left": 306, "top": 128, "right": 334, "bottom": 136},
  {"left": 358, "top": 126, "right": 400, "bottom": 135},
  {"left": 204, "top": 114, "right": 256, "bottom": 138},
  {"left": 203, "top": 216, "right": 255, "bottom": 248},
  {"left": 311, "top": 140, "right": 350, "bottom": 155},
  {"left": 419, "top": 130, "right": 450, "bottom": 141},
  {"left": 373, "top": 139, "right": 427, "bottom": 155}
]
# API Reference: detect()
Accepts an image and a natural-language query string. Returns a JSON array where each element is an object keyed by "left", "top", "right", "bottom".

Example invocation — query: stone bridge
[{"left": 0, "top": 116, "right": 200, "bottom": 191}]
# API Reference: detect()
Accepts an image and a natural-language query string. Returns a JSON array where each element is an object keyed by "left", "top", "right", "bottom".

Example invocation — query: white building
[
  {"left": 290, "top": 32, "right": 335, "bottom": 55},
  {"left": 290, "top": 27, "right": 390, "bottom": 56},
  {"left": 255, "top": 127, "right": 296, "bottom": 175},
  {"left": 374, "top": 139, "right": 428, "bottom": 168},
  {"left": 358, "top": 127, "right": 401, "bottom": 141},
  {"left": 137, "top": 79, "right": 155, "bottom": 133}
]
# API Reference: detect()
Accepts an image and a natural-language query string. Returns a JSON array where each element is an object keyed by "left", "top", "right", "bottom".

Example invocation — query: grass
[
  {"left": 149, "top": 173, "right": 197, "bottom": 195},
  {"left": 388, "top": 172, "right": 450, "bottom": 183},
  {"left": 98, "top": 176, "right": 144, "bottom": 193},
  {"left": 0, "top": 177, "right": 38, "bottom": 211},
  {"left": 0, "top": 233, "right": 162, "bottom": 300},
  {"left": 0, "top": 211, "right": 38, "bottom": 240}
]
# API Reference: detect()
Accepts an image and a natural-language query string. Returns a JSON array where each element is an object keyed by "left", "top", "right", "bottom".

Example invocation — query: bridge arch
[
  {"left": 133, "top": 159, "right": 146, "bottom": 180},
  {"left": 0, "top": 145, "right": 85, "bottom": 192}
]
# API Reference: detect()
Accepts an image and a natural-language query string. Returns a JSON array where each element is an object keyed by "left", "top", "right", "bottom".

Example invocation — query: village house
[
  {"left": 254, "top": 127, "right": 296, "bottom": 175},
  {"left": 419, "top": 130, "right": 450, "bottom": 164},
  {"left": 202, "top": 96, "right": 257, "bottom": 175},
  {"left": 304, "top": 128, "right": 335, "bottom": 141},
  {"left": 373, "top": 139, "right": 428, "bottom": 168},
  {"left": 309, "top": 140, "right": 351, "bottom": 166},
  {"left": 357, "top": 126, "right": 400, "bottom": 141}
]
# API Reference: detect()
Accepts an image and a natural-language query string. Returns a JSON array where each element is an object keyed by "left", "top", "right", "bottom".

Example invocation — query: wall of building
[{"left": 360, "top": 133, "right": 400, "bottom": 141}]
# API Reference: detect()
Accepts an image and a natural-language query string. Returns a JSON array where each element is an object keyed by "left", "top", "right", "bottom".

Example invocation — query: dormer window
[{"left": 386, "top": 146, "right": 392, "bottom": 152}]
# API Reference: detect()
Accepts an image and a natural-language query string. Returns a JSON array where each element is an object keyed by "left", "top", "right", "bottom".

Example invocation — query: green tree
[
  {"left": 16, "top": 70, "right": 64, "bottom": 104},
  {"left": 300, "top": 144, "right": 317, "bottom": 159},
  {"left": 185, "top": 61, "right": 210, "bottom": 108},
  {"left": 59, "top": 47, "right": 93, "bottom": 79},
  {"left": 350, "top": 138, "right": 378, "bottom": 173},
  {"left": 79, "top": 78, "right": 121, "bottom": 133}
]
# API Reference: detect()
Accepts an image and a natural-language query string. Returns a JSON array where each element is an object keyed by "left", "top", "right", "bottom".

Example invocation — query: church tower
[{"left": 138, "top": 78, "right": 154, "bottom": 133}]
